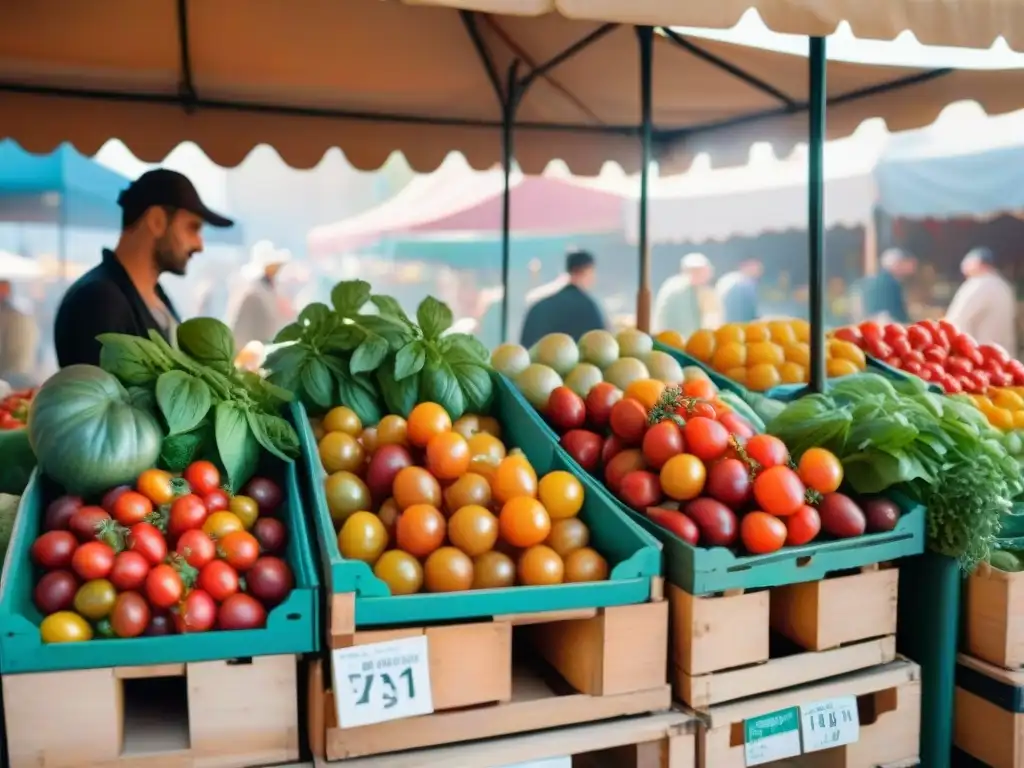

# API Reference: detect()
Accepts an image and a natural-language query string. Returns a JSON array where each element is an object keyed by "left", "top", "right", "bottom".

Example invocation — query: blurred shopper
[
  {"left": 716, "top": 259, "right": 763, "bottom": 324},
  {"left": 946, "top": 247, "right": 1017, "bottom": 354},
  {"left": 229, "top": 241, "right": 292, "bottom": 369},
  {"left": 853, "top": 248, "right": 916, "bottom": 324},
  {"left": 54, "top": 169, "right": 233, "bottom": 367},
  {"left": 653, "top": 253, "right": 713, "bottom": 337},
  {"left": 520, "top": 250, "right": 605, "bottom": 348},
  {"left": 0, "top": 280, "right": 40, "bottom": 386}
]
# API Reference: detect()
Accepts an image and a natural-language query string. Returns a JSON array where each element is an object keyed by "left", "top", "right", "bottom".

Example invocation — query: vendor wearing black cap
[{"left": 54, "top": 169, "right": 234, "bottom": 368}]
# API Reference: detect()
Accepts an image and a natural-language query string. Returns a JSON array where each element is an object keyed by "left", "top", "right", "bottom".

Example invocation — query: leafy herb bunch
[
  {"left": 264, "top": 280, "right": 493, "bottom": 425},
  {"left": 98, "top": 318, "right": 298, "bottom": 491}
]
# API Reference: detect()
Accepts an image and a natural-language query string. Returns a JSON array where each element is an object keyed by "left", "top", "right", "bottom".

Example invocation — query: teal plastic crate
[
  {"left": 0, "top": 460, "right": 320, "bottom": 674},
  {"left": 509, "top": 375, "right": 926, "bottom": 595},
  {"left": 295, "top": 375, "right": 661, "bottom": 627}
]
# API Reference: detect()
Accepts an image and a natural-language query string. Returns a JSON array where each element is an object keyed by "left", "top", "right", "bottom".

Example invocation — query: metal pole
[
  {"left": 58, "top": 193, "right": 68, "bottom": 288},
  {"left": 808, "top": 37, "right": 827, "bottom": 393},
  {"left": 499, "top": 62, "right": 520, "bottom": 344},
  {"left": 636, "top": 26, "right": 654, "bottom": 333}
]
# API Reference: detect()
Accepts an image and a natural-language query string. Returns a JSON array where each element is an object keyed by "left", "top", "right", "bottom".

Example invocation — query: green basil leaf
[
  {"left": 265, "top": 344, "right": 308, "bottom": 395},
  {"left": 337, "top": 372, "right": 383, "bottom": 426},
  {"left": 160, "top": 430, "right": 205, "bottom": 473},
  {"left": 97, "top": 334, "right": 166, "bottom": 386},
  {"left": 300, "top": 358, "right": 335, "bottom": 410},
  {"left": 176, "top": 318, "right": 236, "bottom": 366},
  {"left": 420, "top": 358, "right": 466, "bottom": 420},
  {"left": 453, "top": 360, "right": 494, "bottom": 414},
  {"left": 155, "top": 370, "right": 213, "bottom": 435},
  {"left": 349, "top": 334, "right": 390, "bottom": 375},
  {"left": 273, "top": 322, "right": 305, "bottom": 344},
  {"left": 331, "top": 280, "right": 372, "bottom": 317},
  {"left": 298, "top": 302, "right": 334, "bottom": 336},
  {"left": 370, "top": 295, "right": 414, "bottom": 327},
  {"left": 246, "top": 410, "right": 300, "bottom": 461},
  {"left": 440, "top": 333, "right": 490, "bottom": 363},
  {"left": 214, "top": 402, "right": 260, "bottom": 492},
  {"left": 394, "top": 341, "right": 426, "bottom": 381},
  {"left": 323, "top": 324, "right": 365, "bottom": 353},
  {"left": 377, "top": 359, "right": 419, "bottom": 417},
  {"left": 359, "top": 315, "right": 413, "bottom": 349},
  {"left": 417, "top": 296, "right": 453, "bottom": 340}
]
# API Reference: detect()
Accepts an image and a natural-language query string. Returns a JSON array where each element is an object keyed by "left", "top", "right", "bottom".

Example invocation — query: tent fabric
[
  {"left": 626, "top": 130, "right": 885, "bottom": 243},
  {"left": 874, "top": 110, "right": 1024, "bottom": 220},
  {"left": 412, "top": 0, "right": 1024, "bottom": 51},
  {"left": 306, "top": 156, "right": 626, "bottom": 254},
  {"left": 5, "top": 2, "right": 1024, "bottom": 176}
]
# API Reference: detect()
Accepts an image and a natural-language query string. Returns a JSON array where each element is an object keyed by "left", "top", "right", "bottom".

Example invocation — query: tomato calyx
[
  {"left": 648, "top": 386, "right": 702, "bottom": 426},
  {"left": 804, "top": 487, "right": 823, "bottom": 506},
  {"left": 170, "top": 477, "right": 192, "bottom": 499},
  {"left": 146, "top": 505, "right": 171, "bottom": 534},
  {"left": 95, "top": 520, "right": 129, "bottom": 553},
  {"left": 729, "top": 435, "right": 763, "bottom": 479},
  {"left": 165, "top": 552, "right": 199, "bottom": 590}
]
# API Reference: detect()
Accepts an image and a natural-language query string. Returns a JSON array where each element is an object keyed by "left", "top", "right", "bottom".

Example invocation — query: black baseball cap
[
  {"left": 566, "top": 249, "right": 595, "bottom": 273},
  {"left": 117, "top": 168, "right": 234, "bottom": 229}
]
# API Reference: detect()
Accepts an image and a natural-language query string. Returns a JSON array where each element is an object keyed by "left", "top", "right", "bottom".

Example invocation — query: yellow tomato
[
  {"left": 992, "top": 389, "right": 1024, "bottom": 411},
  {"left": 779, "top": 362, "right": 806, "bottom": 384},
  {"left": 768, "top": 321, "right": 797, "bottom": 346},
  {"left": 538, "top": 471, "right": 585, "bottom": 520},
  {"left": 685, "top": 330, "right": 716, "bottom": 362},
  {"left": 1014, "top": 410, "right": 1024, "bottom": 429},
  {"left": 625, "top": 379, "right": 667, "bottom": 410},
  {"left": 743, "top": 322, "right": 771, "bottom": 343},
  {"left": 747, "top": 342, "right": 785, "bottom": 367},
  {"left": 322, "top": 406, "right": 362, "bottom": 437},
  {"left": 828, "top": 339, "right": 867, "bottom": 369},
  {"left": 826, "top": 358, "right": 860, "bottom": 378},
  {"left": 655, "top": 330, "right": 686, "bottom": 349},
  {"left": 746, "top": 363, "right": 781, "bottom": 392},
  {"left": 990, "top": 407, "right": 1014, "bottom": 431},
  {"left": 784, "top": 342, "right": 811, "bottom": 368},
  {"left": 711, "top": 342, "right": 746, "bottom": 373},
  {"left": 790, "top": 318, "right": 811, "bottom": 343},
  {"left": 715, "top": 323, "right": 746, "bottom": 346},
  {"left": 725, "top": 367, "right": 748, "bottom": 385}
]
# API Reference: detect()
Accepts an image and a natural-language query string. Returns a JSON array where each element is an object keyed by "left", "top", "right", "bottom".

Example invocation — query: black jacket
[
  {"left": 520, "top": 284, "right": 606, "bottom": 348},
  {"left": 54, "top": 250, "right": 181, "bottom": 368}
]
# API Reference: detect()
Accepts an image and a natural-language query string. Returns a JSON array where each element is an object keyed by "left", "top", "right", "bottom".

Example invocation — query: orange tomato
[
  {"left": 499, "top": 497, "right": 551, "bottom": 548},
  {"left": 323, "top": 406, "right": 362, "bottom": 436},
  {"left": 682, "top": 378, "right": 717, "bottom": 401},
  {"left": 443, "top": 473, "right": 492, "bottom": 514},
  {"left": 425, "top": 431, "right": 470, "bottom": 481},
  {"left": 358, "top": 427, "right": 379, "bottom": 454},
  {"left": 392, "top": 466, "right": 442, "bottom": 510},
  {"left": 407, "top": 402, "right": 452, "bottom": 447},
  {"left": 396, "top": 504, "right": 446, "bottom": 558},
  {"left": 374, "top": 550, "right": 423, "bottom": 595},
  {"left": 518, "top": 545, "right": 564, "bottom": 586},
  {"left": 753, "top": 466, "right": 806, "bottom": 517},
  {"left": 453, "top": 414, "right": 501, "bottom": 440},
  {"left": 659, "top": 454, "right": 706, "bottom": 501},
  {"left": 376, "top": 415, "right": 409, "bottom": 447},
  {"left": 564, "top": 547, "right": 609, "bottom": 582},
  {"left": 624, "top": 379, "right": 666, "bottom": 410},
  {"left": 740, "top": 511, "right": 787, "bottom": 555},
  {"left": 423, "top": 547, "right": 474, "bottom": 593},
  {"left": 448, "top": 504, "right": 499, "bottom": 556},
  {"left": 545, "top": 517, "right": 590, "bottom": 558},
  {"left": 472, "top": 551, "right": 516, "bottom": 589},
  {"left": 467, "top": 432, "right": 506, "bottom": 472},
  {"left": 537, "top": 471, "right": 584, "bottom": 519},
  {"left": 797, "top": 448, "right": 844, "bottom": 494},
  {"left": 319, "top": 431, "right": 365, "bottom": 474},
  {"left": 491, "top": 452, "right": 538, "bottom": 505}
]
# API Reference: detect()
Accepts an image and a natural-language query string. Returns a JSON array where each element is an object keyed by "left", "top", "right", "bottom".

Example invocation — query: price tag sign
[
  {"left": 800, "top": 696, "right": 860, "bottom": 753},
  {"left": 331, "top": 635, "right": 434, "bottom": 728},
  {"left": 743, "top": 706, "right": 802, "bottom": 766}
]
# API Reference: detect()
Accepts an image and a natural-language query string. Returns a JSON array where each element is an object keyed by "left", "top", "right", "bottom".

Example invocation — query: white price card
[
  {"left": 743, "top": 706, "right": 802, "bottom": 766},
  {"left": 331, "top": 634, "right": 434, "bottom": 728},
  {"left": 800, "top": 696, "right": 860, "bottom": 753}
]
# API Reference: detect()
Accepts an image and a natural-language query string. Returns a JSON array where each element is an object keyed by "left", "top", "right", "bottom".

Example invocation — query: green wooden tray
[
  {"left": 0, "top": 460, "right": 320, "bottom": 674},
  {"left": 295, "top": 374, "right": 662, "bottom": 627},
  {"left": 511, "top": 375, "right": 926, "bottom": 595}
]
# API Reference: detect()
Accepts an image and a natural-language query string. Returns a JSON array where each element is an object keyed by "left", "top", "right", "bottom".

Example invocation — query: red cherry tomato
[
  {"left": 109, "top": 550, "right": 151, "bottom": 591},
  {"left": 184, "top": 461, "right": 222, "bottom": 496},
  {"left": 145, "top": 564, "right": 184, "bottom": 609},
  {"left": 198, "top": 560, "right": 240, "bottom": 602},
  {"left": 218, "top": 531, "right": 261, "bottom": 572},
  {"left": 906, "top": 325, "right": 932, "bottom": 350},
  {"left": 31, "top": 531, "right": 78, "bottom": 570},
  {"left": 176, "top": 529, "right": 217, "bottom": 569},
  {"left": 745, "top": 435, "right": 789, "bottom": 469},
  {"left": 175, "top": 589, "right": 217, "bottom": 633},
  {"left": 112, "top": 491, "right": 153, "bottom": 527},
  {"left": 858, "top": 322, "right": 882, "bottom": 341},
  {"left": 168, "top": 494, "right": 209, "bottom": 540},
  {"left": 68, "top": 506, "right": 111, "bottom": 542},
  {"left": 785, "top": 505, "right": 821, "bottom": 546},
  {"left": 71, "top": 541, "right": 115, "bottom": 580},
  {"left": 128, "top": 522, "right": 168, "bottom": 566},
  {"left": 218, "top": 593, "right": 268, "bottom": 630},
  {"left": 110, "top": 591, "right": 152, "bottom": 638},
  {"left": 203, "top": 489, "right": 230, "bottom": 513}
]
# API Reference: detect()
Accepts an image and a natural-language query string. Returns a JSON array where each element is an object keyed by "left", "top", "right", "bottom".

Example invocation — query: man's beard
[{"left": 154, "top": 239, "right": 190, "bottom": 276}]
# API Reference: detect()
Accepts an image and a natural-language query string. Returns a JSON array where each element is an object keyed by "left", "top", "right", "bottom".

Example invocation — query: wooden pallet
[
  {"left": 312, "top": 585, "right": 671, "bottom": 762},
  {"left": 955, "top": 652, "right": 1024, "bottom": 767},
  {"left": 671, "top": 565, "right": 899, "bottom": 709},
  {"left": 964, "top": 561, "right": 1024, "bottom": 670},
  {"left": 3, "top": 654, "right": 300, "bottom": 768},
  {"left": 690, "top": 658, "right": 921, "bottom": 768}
]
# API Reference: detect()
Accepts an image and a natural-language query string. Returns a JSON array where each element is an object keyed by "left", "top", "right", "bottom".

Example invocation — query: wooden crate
[
  {"left": 955, "top": 652, "right": 1024, "bottom": 767},
  {"left": 964, "top": 562, "right": 1024, "bottom": 669},
  {"left": 3, "top": 654, "right": 300, "bottom": 768},
  {"left": 312, "top": 587, "right": 671, "bottom": 762},
  {"left": 670, "top": 565, "right": 899, "bottom": 709},
  {"left": 693, "top": 659, "right": 921, "bottom": 768},
  {"left": 308, "top": 709, "right": 696, "bottom": 768}
]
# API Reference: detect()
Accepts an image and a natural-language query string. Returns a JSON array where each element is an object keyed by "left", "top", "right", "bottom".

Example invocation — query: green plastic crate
[
  {"left": 295, "top": 375, "right": 661, "bottom": 627},
  {"left": 0, "top": 460, "right": 320, "bottom": 674},
  {"left": 509, "top": 375, "right": 927, "bottom": 595}
]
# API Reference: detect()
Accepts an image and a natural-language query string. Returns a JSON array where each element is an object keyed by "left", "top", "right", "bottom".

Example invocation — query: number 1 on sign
[{"left": 348, "top": 667, "right": 416, "bottom": 709}]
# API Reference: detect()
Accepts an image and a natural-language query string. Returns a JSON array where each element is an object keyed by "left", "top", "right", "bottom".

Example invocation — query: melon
[
  {"left": 683, "top": 366, "right": 713, "bottom": 384},
  {"left": 603, "top": 357, "right": 650, "bottom": 391},
  {"left": 491, "top": 343, "right": 531, "bottom": 379},
  {"left": 515, "top": 364, "right": 564, "bottom": 409},
  {"left": 564, "top": 363, "right": 604, "bottom": 398},
  {"left": 644, "top": 350, "right": 685, "bottom": 384},
  {"left": 616, "top": 329, "right": 654, "bottom": 359},
  {"left": 530, "top": 333, "right": 579, "bottom": 376},
  {"left": 577, "top": 330, "right": 620, "bottom": 369}
]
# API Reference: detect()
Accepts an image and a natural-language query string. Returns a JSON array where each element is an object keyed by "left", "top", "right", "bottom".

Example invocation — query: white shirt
[{"left": 946, "top": 272, "right": 1017, "bottom": 355}]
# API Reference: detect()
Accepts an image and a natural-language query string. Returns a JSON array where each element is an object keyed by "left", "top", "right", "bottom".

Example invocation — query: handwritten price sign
[{"left": 331, "top": 635, "right": 434, "bottom": 728}]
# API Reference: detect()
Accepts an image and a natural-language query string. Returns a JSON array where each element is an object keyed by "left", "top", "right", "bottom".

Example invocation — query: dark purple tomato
[
  {"left": 101, "top": 485, "right": 132, "bottom": 515},
  {"left": 242, "top": 477, "right": 283, "bottom": 516},
  {"left": 43, "top": 496, "right": 83, "bottom": 531},
  {"left": 246, "top": 556, "right": 294, "bottom": 607},
  {"left": 252, "top": 517, "right": 288, "bottom": 555},
  {"left": 704, "top": 459, "right": 753, "bottom": 510},
  {"left": 365, "top": 445, "right": 414, "bottom": 501},
  {"left": 144, "top": 611, "right": 175, "bottom": 637},
  {"left": 33, "top": 570, "right": 78, "bottom": 614},
  {"left": 31, "top": 530, "right": 78, "bottom": 570},
  {"left": 68, "top": 506, "right": 111, "bottom": 542},
  {"left": 218, "top": 593, "right": 268, "bottom": 630},
  {"left": 110, "top": 591, "right": 151, "bottom": 638},
  {"left": 863, "top": 498, "right": 900, "bottom": 533},
  {"left": 683, "top": 498, "right": 739, "bottom": 547},
  {"left": 818, "top": 493, "right": 867, "bottom": 538}
]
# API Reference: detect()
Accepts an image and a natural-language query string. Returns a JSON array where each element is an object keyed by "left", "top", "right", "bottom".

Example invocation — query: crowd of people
[{"left": 0, "top": 167, "right": 1018, "bottom": 385}]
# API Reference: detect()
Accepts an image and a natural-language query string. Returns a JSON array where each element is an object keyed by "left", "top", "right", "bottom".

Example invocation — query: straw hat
[{"left": 241, "top": 240, "right": 291, "bottom": 281}]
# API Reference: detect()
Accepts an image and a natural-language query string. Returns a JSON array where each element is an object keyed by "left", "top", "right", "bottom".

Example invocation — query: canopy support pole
[
  {"left": 808, "top": 36, "right": 827, "bottom": 393},
  {"left": 500, "top": 62, "right": 521, "bottom": 344},
  {"left": 636, "top": 25, "right": 654, "bottom": 333}
]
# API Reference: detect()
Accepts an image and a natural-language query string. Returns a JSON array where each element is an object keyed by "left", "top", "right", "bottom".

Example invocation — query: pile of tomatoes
[
  {"left": 0, "top": 387, "right": 34, "bottom": 430},
  {"left": 30, "top": 461, "right": 294, "bottom": 644},
  {"left": 314, "top": 402, "right": 610, "bottom": 595},
  {"left": 834, "top": 319, "right": 1024, "bottom": 395},
  {"left": 543, "top": 378, "right": 864, "bottom": 555}
]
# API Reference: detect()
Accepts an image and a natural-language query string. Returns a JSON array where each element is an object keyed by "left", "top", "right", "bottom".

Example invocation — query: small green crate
[
  {"left": 0, "top": 460, "right": 320, "bottom": 674},
  {"left": 510, "top": 375, "right": 927, "bottom": 596},
  {"left": 296, "top": 375, "right": 661, "bottom": 627}
]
